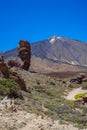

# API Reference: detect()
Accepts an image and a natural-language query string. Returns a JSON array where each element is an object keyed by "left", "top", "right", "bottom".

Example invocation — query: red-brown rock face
[
  {"left": 7, "top": 60, "right": 21, "bottom": 68},
  {"left": 0, "top": 55, "right": 9, "bottom": 78},
  {"left": 18, "top": 40, "right": 31, "bottom": 70}
]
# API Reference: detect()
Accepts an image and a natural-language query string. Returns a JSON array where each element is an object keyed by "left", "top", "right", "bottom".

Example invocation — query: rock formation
[
  {"left": 0, "top": 55, "right": 9, "bottom": 78},
  {"left": 0, "top": 55, "right": 27, "bottom": 92},
  {"left": 0, "top": 39, "right": 31, "bottom": 95},
  {"left": 70, "top": 73, "right": 87, "bottom": 84},
  {"left": 18, "top": 40, "right": 31, "bottom": 70}
]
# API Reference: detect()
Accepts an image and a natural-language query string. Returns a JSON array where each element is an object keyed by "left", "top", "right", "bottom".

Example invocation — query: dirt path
[{"left": 66, "top": 87, "right": 87, "bottom": 100}]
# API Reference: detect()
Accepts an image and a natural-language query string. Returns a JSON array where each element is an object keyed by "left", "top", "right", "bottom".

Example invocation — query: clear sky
[{"left": 0, "top": 0, "right": 87, "bottom": 51}]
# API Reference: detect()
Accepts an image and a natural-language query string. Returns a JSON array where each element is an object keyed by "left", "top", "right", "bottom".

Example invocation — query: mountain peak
[{"left": 49, "top": 36, "right": 62, "bottom": 44}]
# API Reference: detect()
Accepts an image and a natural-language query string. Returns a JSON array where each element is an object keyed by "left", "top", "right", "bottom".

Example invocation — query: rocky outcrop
[
  {"left": 0, "top": 40, "right": 31, "bottom": 94},
  {"left": 0, "top": 55, "right": 9, "bottom": 78},
  {"left": 0, "top": 40, "right": 31, "bottom": 91},
  {"left": 0, "top": 55, "right": 27, "bottom": 92},
  {"left": 7, "top": 59, "right": 21, "bottom": 68},
  {"left": 18, "top": 40, "right": 31, "bottom": 70},
  {"left": 70, "top": 73, "right": 87, "bottom": 84}
]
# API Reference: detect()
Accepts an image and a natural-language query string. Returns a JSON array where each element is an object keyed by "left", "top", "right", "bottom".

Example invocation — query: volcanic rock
[
  {"left": 7, "top": 59, "right": 21, "bottom": 68},
  {"left": 0, "top": 55, "right": 27, "bottom": 92},
  {"left": 0, "top": 55, "right": 9, "bottom": 78},
  {"left": 70, "top": 73, "right": 87, "bottom": 84},
  {"left": 18, "top": 40, "right": 31, "bottom": 70}
]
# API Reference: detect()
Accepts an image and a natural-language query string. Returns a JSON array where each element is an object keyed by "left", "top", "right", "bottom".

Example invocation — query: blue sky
[{"left": 0, "top": 0, "right": 87, "bottom": 51}]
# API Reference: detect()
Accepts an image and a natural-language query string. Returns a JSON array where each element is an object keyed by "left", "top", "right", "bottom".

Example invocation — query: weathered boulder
[
  {"left": 18, "top": 40, "right": 31, "bottom": 70},
  {"left": 74, "top": 98, "right": 84, "bottom": 105},
  {"left": 70, "top": 73, "right": 87, "bottom": 84},
  {"left": 70, "top": 77, "right": 83, "bottom": 84},
  {"left": 7, "top": 59, "right": 20, "bottom": 68}
]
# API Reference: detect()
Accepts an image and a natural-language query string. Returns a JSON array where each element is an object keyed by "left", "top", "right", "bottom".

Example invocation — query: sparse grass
[
  {"left": 12, "top": 70, "right": 87, "bottom": 129},
  {"left": 30, "top": 109, "right": 40, "bottom": 115},
  {"left": 68, "top": 100, "right": 75, "bottom": 103},
  {"left": 34, "top": 85, "right": 46, "bottom": 92},
  {"left": 46, "top": 90, "right": 58, "bottom": 97}
]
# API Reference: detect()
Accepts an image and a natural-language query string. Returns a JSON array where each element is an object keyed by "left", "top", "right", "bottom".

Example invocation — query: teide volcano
[
  {"left": 3, "top": 36, "right": 87, "bottom": 73},
  {"left": 32, "top": 36, "right": 87, "bottom": 66}
]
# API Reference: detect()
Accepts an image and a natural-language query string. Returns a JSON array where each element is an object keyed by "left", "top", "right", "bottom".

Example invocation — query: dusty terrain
[
  {"left": 0, "top": 101, "right": 87, "bottom": 130},
  {"left": 0, "top": 68, "right": 87, "bottom": 130}
]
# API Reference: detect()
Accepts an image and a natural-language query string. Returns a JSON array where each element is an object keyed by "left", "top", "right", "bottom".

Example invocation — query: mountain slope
[
  {"left": 32, "top": 36, "right": 87, "bottom": 66},
  {"left": 2, "top": 36, "right": 87, "bottom": 72}
]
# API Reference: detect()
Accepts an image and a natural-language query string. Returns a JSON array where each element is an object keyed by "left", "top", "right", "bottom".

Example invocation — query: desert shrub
[
  {"left": 45, "top": 101, "right": 54, "bottom": 110},
  {"left": 46, "top": 90, "right": 58, "bottom": 97},
  {"left": 68, "top": 100, "right": 74, "bottom": 103},
  {"left": 68, "top": 84, "right": 73, "bottom": 88},
  {"left": 36, "top": 80, "right": 40, "bottom": 85},
  {"left": 31, "top": 109, "right": 40, "bottom": 115},
  {"left": 34, "top": 85, "right": 46, "bottom": 92},
  {"left": 50, "top": 81, "right": 55, "bottom": 85},
  {"left": 44, "top": 110, "right": 53, "bottom": 115},
  {"left": 14, "top": 99, "right": 23, "bottom": 105},
  {"left": 0, "top": 78, "right": 20, "bottom": 97},
  {"left": 74, "top": 116, "right": 87, "bottom": 126},
  {"left": 75, "top": 93, "right": 87, "bottom": 99}
]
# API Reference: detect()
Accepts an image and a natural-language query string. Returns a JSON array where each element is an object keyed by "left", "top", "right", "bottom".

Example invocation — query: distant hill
[{"left": 2, "top": 36, "right": 87, "bottom": 72}]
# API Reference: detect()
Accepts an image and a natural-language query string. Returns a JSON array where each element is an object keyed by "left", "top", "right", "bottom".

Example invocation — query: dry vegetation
[
  {"left": 14, "top": 69, "right": 87, "bottom": 129},
  {"left": 0, "top": 69, "right": 87, "bottom": 129}
]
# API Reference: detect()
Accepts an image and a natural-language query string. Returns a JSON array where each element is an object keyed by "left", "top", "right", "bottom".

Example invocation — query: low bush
[
  {"left": 75, "top": 93, "right": 87, "bottom": 99},
  {"left": 50, "top": 81, "right": 55, "bottom": 85},
  {"left": 34, "top": 85, "right": 46, "bottom": 92},
  {"left": 0, "top": 78, "right": 20, "bottom": 98}
]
